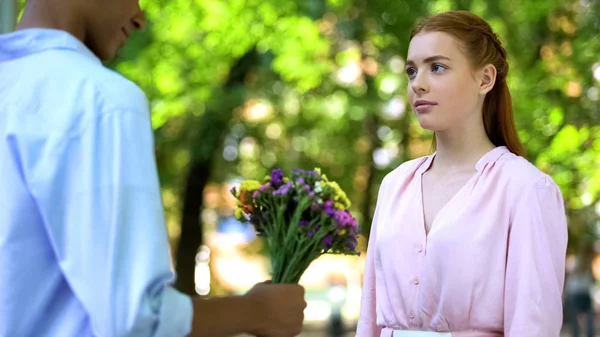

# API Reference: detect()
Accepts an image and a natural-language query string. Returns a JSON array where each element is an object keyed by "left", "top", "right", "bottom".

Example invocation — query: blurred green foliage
[
  {"left": 18, "top": 0, "right": 600, "bottom": 294},
  {"left": 127, "top": 0, "right": 600, "bottom": 294}
]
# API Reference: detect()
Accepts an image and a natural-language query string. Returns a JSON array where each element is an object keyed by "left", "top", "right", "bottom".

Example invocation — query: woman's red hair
[{"left": 411, "top": 11, "right": 525, "bottom": 157}]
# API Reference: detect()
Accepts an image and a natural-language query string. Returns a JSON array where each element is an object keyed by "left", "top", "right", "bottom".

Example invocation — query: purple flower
[
  {"left": 259, "top": 184, "right": 270, "bottom": 192},
  {"left": 292, "top": 168, "right": 306, "bottom": 174},
  {"left": 270, "top": 168, "right": 284, "bottom": 185},
  {"left": 299, "top": 220, "right": 310, "bottom": 226},
  {"left": 309, "top": 191, "right": 316, "bottom": 198},
  {"left": 306, "top": 170, "right": 320, "bottom": 177},
  {"left": 273, "top": 182, "right": 293, "bottom": 196},
  {"left": 334, "top": 209, "right": 358, "bottom": 227},
  {"left": 303, "top": 185, "right": 311, "bottom": 192},
  {"left": 230, "top": 187, "right": 237, "bottom": 195},
  {"left": 252, "top": 191, "right": 259, "bottom": 199},
  {"left": 296, "top": 178, "right": 305, "bottom": 185},
  {"left": 324, "top": 201, "right": 336, "bottom": 216},
  {"left": 347, "top": 242, "right": 356, "bottom": 251},
  {"left": 323, "top": 235, "right": 333, "bottom": 247},
  {"left": 307, "top": 231, "right": 313, "bottom": 237}
]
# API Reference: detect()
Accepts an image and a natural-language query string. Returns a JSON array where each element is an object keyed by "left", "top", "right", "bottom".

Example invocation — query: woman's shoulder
[
  {"left": 378, "top": 155, "right": 430, "bottom": 192},
  {"left": 493, "top": 151, "right": 560, "bottom": 192}
]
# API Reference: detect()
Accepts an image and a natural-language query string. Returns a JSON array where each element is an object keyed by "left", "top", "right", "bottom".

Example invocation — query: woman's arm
[{"left": 504, "top": 175, "right": 568, "bottom": 337}]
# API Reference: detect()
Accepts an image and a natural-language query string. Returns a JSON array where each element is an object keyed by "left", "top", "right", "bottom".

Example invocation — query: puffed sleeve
[{"left": 504, "top": 175, "right": 568, "bottom": 337}]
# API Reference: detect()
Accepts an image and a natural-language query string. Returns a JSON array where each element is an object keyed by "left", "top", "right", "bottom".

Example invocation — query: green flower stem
[
  {"left": 278, "top": 240, "right": 321, "bottom": 283},
  {"left": 278, "top": 240, "right": 316, "bottom": 282},
  {"left": 283, "top": 197, "right": 310, "bottom": 248},
  {"left": 277, "top": 222, "right": 331, "bottom": 283},
  {"left": 289, "top": 250, "right": 322, "bottom": 283}
]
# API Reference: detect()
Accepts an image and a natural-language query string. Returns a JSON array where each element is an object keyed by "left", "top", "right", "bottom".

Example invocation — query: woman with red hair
[{"left": 357, "top": 11, "right": 568, "bottom": 337}]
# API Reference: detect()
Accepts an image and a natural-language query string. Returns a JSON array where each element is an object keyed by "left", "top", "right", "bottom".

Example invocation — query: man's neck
[{"left": 16, "top": 0, "right": 86, "bottom": 43}]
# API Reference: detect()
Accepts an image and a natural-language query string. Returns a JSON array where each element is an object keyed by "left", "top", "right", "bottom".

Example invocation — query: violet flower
[
  {"left": 323, "top": 235, "right": 333, "bottom": 247},
  {"left": 324, "top": 200, "right": 336, "bottom": 217},
  {"left": 273, "top": 182, "right": 293, "bottom": 196},
  {"left": 270, "top": 168, "right": 284, "bottom": 185}
]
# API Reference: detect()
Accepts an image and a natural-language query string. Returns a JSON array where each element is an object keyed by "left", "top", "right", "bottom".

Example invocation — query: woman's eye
[
  {"left": 406, "top": 68, "right": 417, "bottom": 78},
  {"left": 432, "top": 64, "right": 446, "bottom": 72}
]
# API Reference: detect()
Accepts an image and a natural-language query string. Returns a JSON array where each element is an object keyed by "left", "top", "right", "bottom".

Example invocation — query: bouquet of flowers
[{"left": 231, "top": 168, "right": 361, "bottom": 284}]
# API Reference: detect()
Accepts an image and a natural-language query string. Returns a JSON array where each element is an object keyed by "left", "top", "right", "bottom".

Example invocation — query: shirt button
[
  {"left": 413, "top": 278, "right": 420, "bottom": 285},
  {"left": 409, "top": 312, "right": 415, "bottom": 318},
  {"left": 417, "top": 245, "right": 423, "bottom": 253}
]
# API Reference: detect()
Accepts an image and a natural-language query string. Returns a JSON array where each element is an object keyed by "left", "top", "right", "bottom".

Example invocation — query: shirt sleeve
[
  {"left": 356, "top": 180, "right": 386, "bottom": 337},
  {"left": 503, "top": 175, "right": 568, "bottom": 337},
  {"left": 25, "top": 107, "right": 193, "bottom": 337}
]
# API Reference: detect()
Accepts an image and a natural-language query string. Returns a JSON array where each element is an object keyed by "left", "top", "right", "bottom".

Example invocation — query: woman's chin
[{"left": 415, "top": 118, "right": 438, "bottom": 132}]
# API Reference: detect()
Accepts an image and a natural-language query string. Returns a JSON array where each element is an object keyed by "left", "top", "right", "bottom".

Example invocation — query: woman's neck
[{"left": 430, "top": 116, "right": 496, "bottom": 173}]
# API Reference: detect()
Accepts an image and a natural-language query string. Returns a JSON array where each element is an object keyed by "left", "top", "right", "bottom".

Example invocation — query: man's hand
[
  {"left": 189, "top": 282, "right": 306, "bottom": 337},
  {"left": 245, "top": 283, "right": 307, "bottom": 337}
]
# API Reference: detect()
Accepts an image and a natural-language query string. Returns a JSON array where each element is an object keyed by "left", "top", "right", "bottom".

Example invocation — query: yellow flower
[
  {"left": 314, "top": 168, "right": 330, "bottom": 181},
  {"left": 263, "top": 175, "right": 271, "bottom": 183},
  {"left": 240, "top": 180, "right": 261, "bottom": 192},
  {"left": 234, "top": 208, "right": 243, "bottom": 220},
  {"left": 340, "top": 229, "right": 347, "bottom": 235},
  {"left": 339, "top": 194, "right": 351, "bottom": 208},
  {"left": 324, "top": 181, "right": 351, "bottom": 209},
  {"left": 283, "top": 177, "right": 289, "bottom": 183}
]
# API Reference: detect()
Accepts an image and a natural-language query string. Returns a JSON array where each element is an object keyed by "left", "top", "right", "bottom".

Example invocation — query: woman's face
[{"left": 405, "top": 31, "right": 485, "bottom": 133}]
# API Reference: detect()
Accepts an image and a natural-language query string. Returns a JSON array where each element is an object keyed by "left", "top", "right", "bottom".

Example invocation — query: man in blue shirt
[{"left": 0, "top": 0, "right": 306, "bottom": 336}]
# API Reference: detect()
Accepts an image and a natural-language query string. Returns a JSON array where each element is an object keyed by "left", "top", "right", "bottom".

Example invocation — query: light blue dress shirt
[{"left": 0, "top": 28, "right": 193, "bottom": 337}]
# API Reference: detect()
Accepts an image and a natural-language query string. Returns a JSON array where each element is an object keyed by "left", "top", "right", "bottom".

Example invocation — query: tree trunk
[
  {"left": 360, "top": 112, "right": 379, "bottom": 239},
  {"left": 174, "top": 161, "right": 210, "bottom": 295},
  {"left": 174, "top": 50, "right": 259, "bottom": 296},
  {"left": 359, "top": 76, "right": 382, "bottom": 239},
  {"left": 1, "top": 0, "right": 17, "bottom": 33}
]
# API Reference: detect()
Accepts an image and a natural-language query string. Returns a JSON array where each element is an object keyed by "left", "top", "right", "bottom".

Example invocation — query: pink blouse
[{"left": 357, "top": 146, "right": 568, "bottom": 337}]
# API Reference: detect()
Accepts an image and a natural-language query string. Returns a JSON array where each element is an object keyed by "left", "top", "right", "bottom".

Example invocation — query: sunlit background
[{"left": 7, "top": 0, "right": 600, "bottom": 335}]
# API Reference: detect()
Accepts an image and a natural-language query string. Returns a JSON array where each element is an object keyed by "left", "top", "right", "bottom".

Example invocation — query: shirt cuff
[{"left": 155, "top": 286, "right": 193, "bottom": 337}]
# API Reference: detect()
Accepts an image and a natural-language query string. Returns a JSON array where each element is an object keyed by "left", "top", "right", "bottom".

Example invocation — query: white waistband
[{"left": 392, "top": 331, "right": 452, "bottom": 337}]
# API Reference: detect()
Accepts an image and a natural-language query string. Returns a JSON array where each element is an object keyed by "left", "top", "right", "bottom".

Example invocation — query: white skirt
[{"left": 392, "top": 331, "right": 452, "bottom": 337}]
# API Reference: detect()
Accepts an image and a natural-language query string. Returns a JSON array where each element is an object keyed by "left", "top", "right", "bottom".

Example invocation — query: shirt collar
[
  {"left": 0, "top": 28, "right": 101, "bottom": 64},
  {"left": 417, "top": 145, "right": 510, "bottom": 174},
  {"left": 474, "top": 146, "right": 510, "bottom": 171}
]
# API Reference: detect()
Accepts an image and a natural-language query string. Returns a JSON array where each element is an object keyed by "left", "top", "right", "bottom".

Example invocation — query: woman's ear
[{"left": 479, "top": 64, "right": 497, "bottom": 95}]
